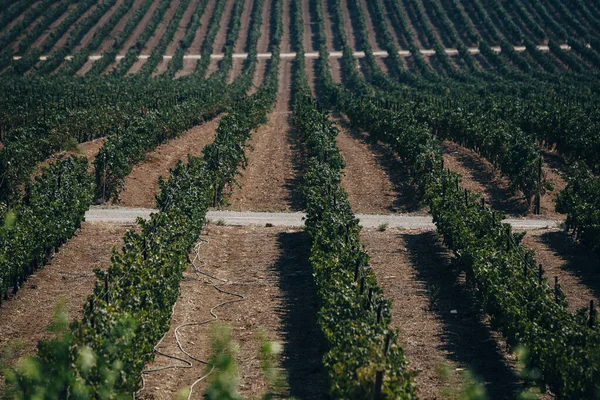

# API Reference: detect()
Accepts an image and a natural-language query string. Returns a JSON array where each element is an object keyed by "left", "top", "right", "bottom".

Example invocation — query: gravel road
[{"left": 85, "top": 207, "right": 563, "bottom": 230}]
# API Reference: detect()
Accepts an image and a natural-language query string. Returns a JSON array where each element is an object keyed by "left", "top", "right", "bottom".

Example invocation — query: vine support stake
[
  {"left": 377, "top": 302, "right": 383, "bottom": 324},
  {"left": 534, "top": 155, "right": 542, "bottom": 215},
  {"left": 104, "top": 274, "right": 109, "bottom": 304},
  {"left": 374, "top": 371, "right": 384, "bottom": 400},
  {"left": 554, "top": 276, "right": 560, "bottom": 302},
  {"left": 359, "top": 277, "right": 365, "bottom": 296},
  {"left": 590, "top": 300, "right": 596, "bottom": 328},
  {"left": 538, "top": 264, "right": 543, "bottom": 284}
]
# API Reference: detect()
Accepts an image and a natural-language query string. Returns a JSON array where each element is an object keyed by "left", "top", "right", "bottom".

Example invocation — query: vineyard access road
[
  {"left": 11, "top": 43, "right": 578, "bottom": 61},
  {"left": 85, "top": 207, "right": 563, "bottom": 230}
]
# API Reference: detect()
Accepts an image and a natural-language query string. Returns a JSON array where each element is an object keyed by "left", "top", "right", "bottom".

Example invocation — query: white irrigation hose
[{"left": 135, "top": 231, "right": 246, "bottom": 400}]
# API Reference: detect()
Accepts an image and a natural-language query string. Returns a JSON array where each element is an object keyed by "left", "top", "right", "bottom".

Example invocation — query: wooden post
[
  {"left": 354, "top": 261, "right": 360, "bottom": 281},
  {"left": 534, "top": 155, "right": 542, "bottom": 215},
  {"left": 538, "top": 264, "right": 543, "bottom": 284},
  {"left": 359, "top": 277, "right": 365, "bottom": 295},
  {"left": 374, "top": 371, "right": 384, "bottom": 400},
  {"left": 90, "top": 298, "right": 95, "bottom": 328},
  {"left": 368, "top": 288, "right": 374, "bottom": 307},
  {"left": 384, "top": 333, "right": 391, "bottom": 357},
  {"left": 554, "top": 276, "right": 560, "bottom": 302},
  {"left": 377, "top": 302, "right": 383, "bottom": 324},
  {"left": 104, "top": 275, "right": 109, "bottom": 304},
  {"left": 480, "top": 197, "right": 485, "bottom": 210},
  {"left": 590, "top": 300, "right": 596, "bottom": 328}
]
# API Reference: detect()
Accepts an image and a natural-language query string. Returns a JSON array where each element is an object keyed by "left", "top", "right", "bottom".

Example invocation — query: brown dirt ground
[
  {"left": 154, "top": 0, "right": 201, "bottom": 76},
  {"left": 10, "top": 2, "right": 60, "bottom": 52},
  {"left": 211, "top": 0, "right": 236, "bottom": 55},
  {"left": 363, "top": 229, "right": 534, "bottom": 400},
  {"left": 75, "top": 0, "right": 126, "bottom": 51},
  {"left": 0, "top": 222, "right": 132, "bottom": 395},
  {"left": 50, "top": 2, "right": 101, "bottom": 54},
  {"left": 96, "top": 0, "right": 145, "bottom": 53},
  {"left": 338, "top": 0, "right": 357, "bottom": 50},
  {"left": 521, "top": 229, "right": 600, "bottom": 314},
  {"left": 119, "top": 117, "right": 221, "bottom": 208},
  {"left": 138, "top": 226, "right": 327, "bottom": 400},
  {"left": 301, "top": 0, "right": 315, "bottom": 52},
  {"left": 330, "top": 56, "right": 342, "bottom": 82},
  {"left": 226, "top": 59, "right": 300, "bottom": 212},
  {"left": 338, "top": 117, "right": 425, "bottom": 212},
  {"left": 178, "top": 0, "right": 218, "bottom": 76},
  {"left": 334, "top": 117, "right": 399, "bottom": 214},
  {"left": 119, "top": 0, "right": 161, "bottom": 53},
  {"left": 204, "top": 0, "right": 236, "bottom": 78},
  {"left": 305, "top": 57, "right": 318, "bottom": 97},
  {"left": 226, "top": 57, "right": 245, "bottom": 83},
  {"left": 233, "top": 0, "right": 255, "bottom": 53},
  {"left": 319, "top": 0, "right": 336, "bottom": 51},
  {"left": 175, "top": 58, "right": 198, "bottom": 78},
  {"left": 248, "top": 57, "right": 267, "bottom": 95},
  {"left": 2, "top": 0, "right": 43, "bottom": 42},
  {"left": 396, "top": 0, "right": 427, "bottom": 49},
  {"left": 280, "top": 0, "right": 291, "bottom": 53},
  {"left": 129, "top": 0, "right": 183, "bottom": 74},
  {"left": 167, "top": 0, "right": 201, "bottom": 55},
  {"left": 379, "top": 0, "right": 404, "bottom": 49},
  {"left": 76, "top": 58, "right": 94, "bottom": 76},
  {"left": 29, "top": 3, "right": 77, "bottom": 51},
  {"left": 358, "top": 0, "right": 383, "bottom": 52},
  {"left": 442, "top": 140, "right": 566, "bottom": 218},
  {"left": 256, "top": 0, "right": 272, "bottom": 53}
]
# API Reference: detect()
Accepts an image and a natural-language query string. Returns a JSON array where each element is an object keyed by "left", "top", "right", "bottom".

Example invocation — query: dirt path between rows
[
  {"left": 305, "top": 57, "right": 318, "bottom": 97},
  {"left": 338, "top": 118, "right": 426, "bottom": 212},
  {"left": 12, "top": 2, "right": 68, "bottom": 52},
  {"left": 129, "top": 0, "right": 183, "bottom": 74},
  {"left": 319, "top": 0, "right": 336, "bottom": 51},
  {"left": 227, "top": 59, "right": 300, "bottom": 212},
  {"left": 75, "top": 0, "right": 127, "bottom": 51},
  {"left": 339, "top": 0, "right": 357, "bottom": 50},
  {"left": 301, "top": 0, "right": 315, "bottom": 52},
  {"left": 174, "top": 0, "right": 219, "bottom": 77},
  {"left": 154, "top": 0, "right": 203, "bottom": 75},
  {"left": 521, "top": 229, "right": 600, "bottom": 314},
  {"left": 358, "top": 0, "right": 383, "bottom": 52},
  {"left": 0, "top": 222, "right": 132, "bottom": 395},
  {"left": 280, "top": 0, "right": 291, "bottom": 54},
  {"left": 138, "top": 226, "right": 327, "bottom": 400},
  {"left": 3, "top": 0, "right": 43, "bottom": 36},
  {"left": 29, "top": 3, "right": 76, "bottom": 50},
  {"left": 227, "top": 57, "right": 246, "bottom": 83},
  {"left": 248, "top": 57, "right": 267, "bottom": 94},
  {"left": 363, "top": 229, "right": 530, "bottom": 400},
  {"left": 205, "top": 0, "right": 236, "bottom": 77},
  {"left": 119, "top": 117, "right": 220, "bottom": 209},
  {"left": 234, "top": 0, "right": 255, "bottom": 53},
  {"left": 50, "top": 2, "right": 101, "bottom": 54},
  {"left": 97, "top": 0, "right": 145, "bottom": 53},
  {"left": 334, "top": 118, "right": 399, "bottom": 214},
  {"left": 442, "top": 141, "right": 566, "bottom": 218},
  {"left": 256, "top": 0, "right": 272, "bottom": 53}
]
